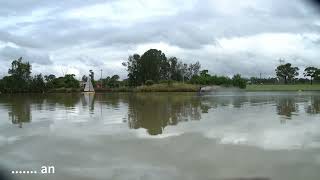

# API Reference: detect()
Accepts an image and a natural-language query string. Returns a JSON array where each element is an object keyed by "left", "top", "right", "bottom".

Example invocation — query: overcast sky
[{"left": 1, "top": 0, "right": 320, "bottom": 79}]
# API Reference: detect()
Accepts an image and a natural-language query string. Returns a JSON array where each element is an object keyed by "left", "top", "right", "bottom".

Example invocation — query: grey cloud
[
  {"left": 0, "top": 0, "right": 112, "bottom": 16},
  {"left": 0, "top": 46, "right": 52, "bottom": 65},
  {"left": 1, "top": 0, "right": 320, "bottom": 77}
]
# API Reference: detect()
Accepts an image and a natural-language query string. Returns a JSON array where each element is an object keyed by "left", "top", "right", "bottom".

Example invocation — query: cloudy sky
[{"left": 1, "top": 0, "right": 320, "bottom": 79}]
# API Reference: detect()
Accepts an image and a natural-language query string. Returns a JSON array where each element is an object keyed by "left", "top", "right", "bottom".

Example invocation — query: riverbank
[
  {"left": 24, "top": 83, "right": 199, "bottom": 93},
  {"left": 246, "top": 84, "right": 320, "bottom": 91},
  {"left": 5, "top": 84, "right": 320, "bottom": 94}
]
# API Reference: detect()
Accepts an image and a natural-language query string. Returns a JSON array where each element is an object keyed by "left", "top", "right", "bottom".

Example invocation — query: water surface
[{"left": 0, "top": 92, "right": 320, "bottom": 180}]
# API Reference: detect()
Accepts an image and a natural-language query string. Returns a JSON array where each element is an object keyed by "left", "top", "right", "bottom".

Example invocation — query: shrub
[
  {"left": 145, "top": 80, "right": 154, "bottom": 86},
  {"left": 232, "top": 74, "right": 247, "bottom": 89}
]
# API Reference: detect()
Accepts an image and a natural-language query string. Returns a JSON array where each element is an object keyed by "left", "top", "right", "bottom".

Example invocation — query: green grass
[
  {"left": 134, "top": 83, "right": 199, "bottom": 92},
  {"left": 47, "top": 88, "right": 81, "bottom": 93},
  {"left": 246, "top": 84, "right": 320, "bottom": 91}
]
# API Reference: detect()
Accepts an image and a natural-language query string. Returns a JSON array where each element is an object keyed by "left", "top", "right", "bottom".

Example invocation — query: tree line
[
  {"left": 3, "top": 50, "right": 319, "bottom": 93},
  {"left": 250, "top": 62, "right": 320, "bottom": 85},
  {"left": 0, "top": 57, "right": 80, "bottom": 93},
  {"left": 122, "top": 49, "right": 247, "bottom": 88}
]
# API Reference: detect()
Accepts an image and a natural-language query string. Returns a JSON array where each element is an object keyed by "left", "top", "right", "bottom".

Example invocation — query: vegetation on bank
[
  {"left": 0, "top": 49, "right": 247, "bottom": 93},
  {"left": 1, "top": 49, "right": 320, "bottom": 94},
  {"left": 122, "top": 49, "right": 247, "bottom": 89},
  {"left": 246, "top": 84, "right": 320, "bottom": 91}
]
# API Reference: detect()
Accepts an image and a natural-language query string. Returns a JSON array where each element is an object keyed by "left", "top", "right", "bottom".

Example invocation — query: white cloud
[{"left": 0, "top": 0, "right": 320, "bottom": 79}]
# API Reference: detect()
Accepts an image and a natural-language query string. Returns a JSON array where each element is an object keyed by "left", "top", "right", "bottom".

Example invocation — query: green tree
[
  {"left": 8, "top": 57, "right": 32, "bottom": 92},
  {"left": 44, "top": 74, "right": 56, "bottom": 89},
  {"left": 304, "top": 67, "right": 318, "bottom": 85},
  {"left": 275, "top": 63, "right": 299, "bottom": 84},
  {"left": 232, "top": 74, "right": 247, "bottom": 89},
  {"left": 315, "top": 69, "right": 320, "bottom": 81},
  {"left": 139, "top": 49, "right": 167, "bottom": 83},
  {"left": 31, "top": 74, "right": 46, "bottom": 92},
  {"left": 64, "top": 74, "right": 80, "bottom": 88},
  {"left": 122, "top": 54, "right": 141, "bottom": 86}
]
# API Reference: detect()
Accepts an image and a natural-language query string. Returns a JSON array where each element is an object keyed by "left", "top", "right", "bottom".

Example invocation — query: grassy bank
[
  {"left": 92, "top": 83, "right": 200, "bottom": 92},
  {"left": 246, "top": 84, "right": 320, "bottom": 91},
  {"left": 47, "top": 88, "right": 81, "bottom": 93},
  {"left": 134, "top": 83, "right": 199, "bottom": 92}
]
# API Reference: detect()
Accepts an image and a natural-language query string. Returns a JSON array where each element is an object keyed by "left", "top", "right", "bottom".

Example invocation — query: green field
[{"left": 246, "top": 84, "right": 320, "bottom": 91}]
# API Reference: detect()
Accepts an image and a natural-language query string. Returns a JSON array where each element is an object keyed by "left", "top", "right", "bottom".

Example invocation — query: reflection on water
[
  {"left": 1, "top": 92, "right": 320, "bottom": 180},
  {"left": 0, "top": 92, "right": 320, "bottom": 134},
  {"left": 127, "top": 94, "right": 203, "bottom": 135},
  {"left": 8, "top": 95, "right": 32, "bottom": 128},
  {"left": 306, "top": 96, "right": 320, "bottom": 114},
  {"left": 276, "top": 97, "right": 299, "bottom": 121}
]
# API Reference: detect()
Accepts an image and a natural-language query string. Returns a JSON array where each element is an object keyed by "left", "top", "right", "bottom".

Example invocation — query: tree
[
  {"left": 168, "top": 57, "right": 181, "bottom": 81},
  {"left": 315, "top": 69, "right": 320, "bottom": 81},
  {"left": 304, "top": 67, "right": 318, "bottom": 85},
  {"left": 139, "top": 49, "right": 167, "bottom": 83},
  {"left": 63, "top": 74, "right": 80, "bottom": 88},
  {"left": 8, "top": 57, "right": 32, "bottom": 91},
  {"left": 275, "top": 63, "right": 299, "bottom": 84},
  {"left": 187, "top": 61, "right": 201, "bottom": 80},
  {"left": 44, "top": 74, "right": 56, "bottom": 89},
  {"left": 232, "top": 74, "right": 247, "bottom": 89},
  {"left": 44, "top": 74, "right": 56, "bottom": 82},
  {"left": 123, "top": 54, "right": 141, "bottom": 86},
  {"left": 31, "top": 74, "right": 45, "bottom": 92}
]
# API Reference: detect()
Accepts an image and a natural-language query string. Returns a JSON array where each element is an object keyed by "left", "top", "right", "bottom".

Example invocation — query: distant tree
[
  {"left": 111, "top": 75, "right": 120, "bottom": 81},
  {"left": 232, "top": 74, "right": 247, "bottom": 89},
  {"left": 8, "top": 57, "right": 32, "bottom": 91},
  {"left": 304, "top": 67, "right": 318, "bottom": 85},
  {"left": 139, "top": 49, "right": 167, "bottom": 83},
  {"left": 64, "top": 74, "right": 80, "bottom": 88},
  {"left": 44, "top": 74, "right": 56, "bottom": 82},
  {"left": 315, "top": 69, "right": 320, "bottom": 81},
  {"left": 168, "top": 57, "right": 181, "bottom": 81},
  {"left": 122, "top": 54, "right": 141, "bottom": 86},
  {"left": 102, "top": 74, "right": 121, "bottom": 88},
  {"left": 31, "top": 74, "right": 45, "bottom": 92},
  {"left": 44, "top": 74, "right": 56, "bottom": 89},
  {"left": 187, "top": 61, "right": 201, "bottom": 80},
  {"left": 275, "top": 63, "right": 299, "bottom": 84}
]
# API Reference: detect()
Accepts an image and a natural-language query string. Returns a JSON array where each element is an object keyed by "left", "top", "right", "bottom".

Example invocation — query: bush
[
  {"left": 145, "top": 80, "right": 154, "bottom": 86},
  {"left": 232, "top": 74, "right": 247, "bottom": 89}
]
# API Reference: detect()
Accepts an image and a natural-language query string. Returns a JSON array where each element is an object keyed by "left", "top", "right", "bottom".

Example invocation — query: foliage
[
  {"left": 232, "top": 74, "right": 247, "bottom": 89},
  {"left": 275, "top": 63, "right": 299, "bottom": 84},
  {"left": 102, "top": 74, "right": 121, "bottom": 88},
  {"left": 247, "top": 84, "right": 320, "bottom": 91},
  {"left": 135, "top": 83, "right": 199, "bottom": 92},
  {"left": 63, "top": 74, "right": 80, "bottom": 88},
  {"left": 30, "top": 74, "right": 46, "bottom": 92},
  {"left": 145, "top": 80, "right": 154, "bottom": 86},
  {"left": 189, "top": 70, "right": 246, "bottom": 88},
  {"left": 303, "top": 66, "right": 319, "bottom": 84},
  {"left": 6, "top": 57, "right": 31, "bottom": 92},
  {"left": 123, "top": 49, "right": 200, "bottom": 86}
]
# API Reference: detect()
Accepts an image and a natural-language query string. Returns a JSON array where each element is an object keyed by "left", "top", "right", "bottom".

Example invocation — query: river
[{"left": 0, "top": 92, "right": 320, "bottom": 180}]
